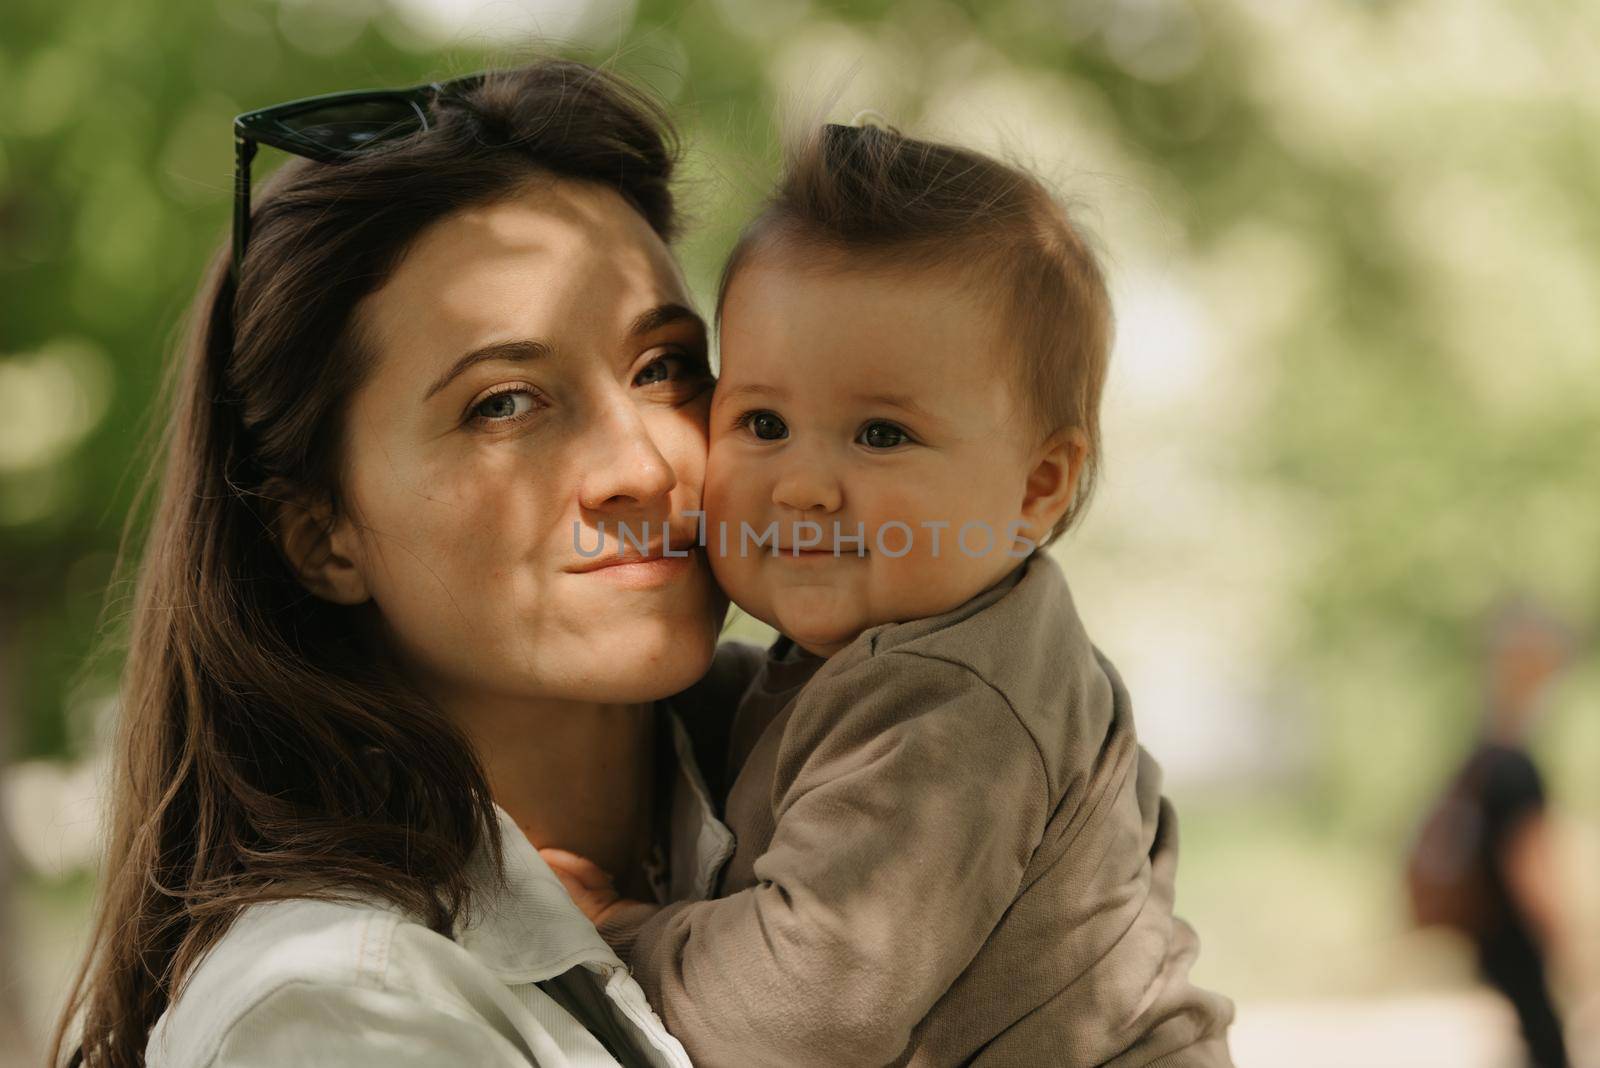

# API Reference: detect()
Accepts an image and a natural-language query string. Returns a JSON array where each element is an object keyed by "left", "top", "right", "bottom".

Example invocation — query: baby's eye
[
  {"left": 859, "top": 421, "right": 909, "bottom": 449},
  {"left": 471, "top": 388, "right": 541, "bottom": 424},
  {"left": 736, "top": 410, "right": 789, "bottom": 441}
]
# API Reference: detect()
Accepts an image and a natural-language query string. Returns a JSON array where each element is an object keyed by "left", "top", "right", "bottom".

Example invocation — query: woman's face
[{"left": 327, "top": 178, "right": 722, "bottom": 706}]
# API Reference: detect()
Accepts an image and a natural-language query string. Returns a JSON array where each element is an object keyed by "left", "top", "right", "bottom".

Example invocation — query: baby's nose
[{"left": 771, "top": 464, "right": 843, "bottom": 514}]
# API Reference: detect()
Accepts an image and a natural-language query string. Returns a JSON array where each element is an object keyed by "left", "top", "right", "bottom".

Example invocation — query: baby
[{"left": 545, "top": 122, "right": 1235, "bottom": 1067}]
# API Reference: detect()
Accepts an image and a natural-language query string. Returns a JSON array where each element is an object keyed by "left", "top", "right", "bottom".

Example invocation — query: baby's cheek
[
  {"left": 707, "top": 546, "right": 752, "bottom": 609},
  {"left": 701, "top": 438, "right": 741, "bottom": 527},
  {"left": 704, "top": 443, "right": 786, "bottom": 552},
  {"left": 852, "top": 482, "right": 927, "bottom": 538},
  {"left": 700, "top": 478, "right": 772, "bottom": 625}
]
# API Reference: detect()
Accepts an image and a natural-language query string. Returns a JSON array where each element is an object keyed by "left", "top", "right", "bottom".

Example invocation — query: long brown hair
[{"left": 54, "top": 59, "right": 679, "bottom": 1068}]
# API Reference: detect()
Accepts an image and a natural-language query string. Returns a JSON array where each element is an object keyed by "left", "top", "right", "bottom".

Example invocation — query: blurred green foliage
[{"left": 2, "top": 0, "right": 1597, "bottom": 857}]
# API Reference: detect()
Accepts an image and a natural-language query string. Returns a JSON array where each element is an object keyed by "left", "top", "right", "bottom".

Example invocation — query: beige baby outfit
[{"left": 604, "top": 551, "right": 1235, "bottom": 1067}]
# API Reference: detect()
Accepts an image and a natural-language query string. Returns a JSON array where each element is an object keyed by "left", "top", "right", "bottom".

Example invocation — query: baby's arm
[{"left": 595, "top": 652, "right": 1050, "bottom": 1068}]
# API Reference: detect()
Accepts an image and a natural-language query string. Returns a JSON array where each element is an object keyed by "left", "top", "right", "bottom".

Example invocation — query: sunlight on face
[
  {"left": 706, "top": 257, "right": 1040, "bottom": 656},
  {"left": 341, "top": 178, "right": 722, "bottom": 705}
]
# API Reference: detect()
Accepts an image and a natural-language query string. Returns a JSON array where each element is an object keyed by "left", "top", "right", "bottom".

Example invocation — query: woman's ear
[
  {"left": 1016, "top": 426, "right": 1088, "bottom": 542},
  {"left": 272, "top": 491, "right": 372, "bottom": 606}
]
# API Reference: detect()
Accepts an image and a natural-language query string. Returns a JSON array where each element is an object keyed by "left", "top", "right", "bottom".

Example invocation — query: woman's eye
[
  {"left": 738, "top": 410, "right": 789, "bottom": 441},
  {"left": 634, "top": 352, "right": 705, "bottom": 388},
  {"left": 471, "top": 389, "right": 539, "bottom": 424},
  {"left": 859, "top": 421, "right": 909, "bottom": 449}
]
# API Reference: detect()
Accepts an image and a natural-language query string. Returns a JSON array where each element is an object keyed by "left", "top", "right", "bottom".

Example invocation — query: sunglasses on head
[{"left": 230, "top": 73, "right": 486, "bottom": 283}]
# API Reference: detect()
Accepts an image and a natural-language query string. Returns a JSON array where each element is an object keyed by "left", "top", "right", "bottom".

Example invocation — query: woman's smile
[{"left": 578, "top": 550, "right": 698, "bottom": 588}]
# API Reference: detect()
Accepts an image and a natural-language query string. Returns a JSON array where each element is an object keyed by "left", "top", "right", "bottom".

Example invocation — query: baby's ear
[
  {"left": 1017, "top": 426, "right": 1088, "bottom": 539},
  {"left": 270, "top": 485, "right": 372, "bottom": 606}
]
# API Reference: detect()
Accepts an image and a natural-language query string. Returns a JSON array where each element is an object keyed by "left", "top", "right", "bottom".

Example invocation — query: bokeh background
[{"left": 3, "top": 0, "right": 1598, "bottom": 1064}]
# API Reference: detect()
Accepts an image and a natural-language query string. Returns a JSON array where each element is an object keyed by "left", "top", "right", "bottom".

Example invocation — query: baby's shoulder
[
  {"left": 797, "top": 642, "right": 1036, "bottom": 760},
  {"left": 822, "top": 619, "right": 1124, "bottom": 801}
]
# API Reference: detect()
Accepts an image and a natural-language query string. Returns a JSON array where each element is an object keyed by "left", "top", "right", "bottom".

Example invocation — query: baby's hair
[{"left": 716, "top": 120, "right": 1113, "bottom": 542}]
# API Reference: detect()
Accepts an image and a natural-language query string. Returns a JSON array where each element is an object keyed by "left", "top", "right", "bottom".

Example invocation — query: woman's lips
[{"left": 579, "top": 552, "right": 696, "bottom": 588}]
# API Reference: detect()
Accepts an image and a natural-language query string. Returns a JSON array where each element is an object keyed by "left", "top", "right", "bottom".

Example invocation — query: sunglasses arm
[{"left": 232, "top": 134, "right": 259, "bottom": 284}]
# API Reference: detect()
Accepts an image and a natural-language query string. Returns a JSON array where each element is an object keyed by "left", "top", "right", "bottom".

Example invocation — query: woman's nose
[{"left": 577, "top": 398, "right": 679, "bottom": 512}]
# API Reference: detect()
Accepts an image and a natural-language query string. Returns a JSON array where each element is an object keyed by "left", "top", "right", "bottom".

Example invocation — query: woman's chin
[{"left": 579, "top": 614, "right": 720, "bottom": 702}]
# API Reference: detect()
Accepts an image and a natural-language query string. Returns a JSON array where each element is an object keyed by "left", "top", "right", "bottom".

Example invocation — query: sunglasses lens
[{"left": 276, "top": 99, "right": 425, "bottom": 154}]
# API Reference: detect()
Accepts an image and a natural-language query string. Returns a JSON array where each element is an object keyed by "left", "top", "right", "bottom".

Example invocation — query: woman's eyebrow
[
  {"left": 629, "top": 302, "right": 705, "bottom": 338},
  {"left": 423, "top": 338, "right": 551, "bottom": 400}
]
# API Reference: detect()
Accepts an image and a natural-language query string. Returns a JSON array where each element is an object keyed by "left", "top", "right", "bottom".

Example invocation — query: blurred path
[{"left": 1231, "top": 991, "right": 1577, "bottom": 1068}]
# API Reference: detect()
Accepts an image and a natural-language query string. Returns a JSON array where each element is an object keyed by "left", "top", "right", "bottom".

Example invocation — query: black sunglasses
[{"left": 231, "top": 73, "right": 485, "bottom": 282}]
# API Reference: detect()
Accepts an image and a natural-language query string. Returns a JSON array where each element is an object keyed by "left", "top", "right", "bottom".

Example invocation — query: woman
[{"left": 53, "top": 59, "right": 755, "bottom": 1067}]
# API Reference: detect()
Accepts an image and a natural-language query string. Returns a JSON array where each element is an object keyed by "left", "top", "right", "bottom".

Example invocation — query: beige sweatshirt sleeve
[{"left": 603, "top": 651, "right": 1051, "bottom": 1068}]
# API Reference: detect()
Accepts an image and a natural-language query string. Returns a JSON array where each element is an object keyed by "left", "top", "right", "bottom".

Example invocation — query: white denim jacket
[{"left": 145, "top": 710, "right": 736, "bottom": 1068}]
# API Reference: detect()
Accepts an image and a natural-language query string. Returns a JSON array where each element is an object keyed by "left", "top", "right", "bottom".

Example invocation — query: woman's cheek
[{"left": 660, "top": 394, "right": 713, "bottom": 474}]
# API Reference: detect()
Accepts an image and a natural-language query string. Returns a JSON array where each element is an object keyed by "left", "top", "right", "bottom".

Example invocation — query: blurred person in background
[
  {"left": 1408, "top": 598, "right": 1576, "bottom": 1068},
  {"left": 52, "top": 59, "right": 755, "bottom": 1068}
]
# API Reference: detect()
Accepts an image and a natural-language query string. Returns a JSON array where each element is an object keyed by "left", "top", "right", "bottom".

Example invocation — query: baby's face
[{"left": 706, "top": 259, "right": 1043, "bottom": 656}]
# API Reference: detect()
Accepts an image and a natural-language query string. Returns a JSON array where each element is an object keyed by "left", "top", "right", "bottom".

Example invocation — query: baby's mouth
[{"left": 772, "top": 546, "right": 867, "bottom": 558}]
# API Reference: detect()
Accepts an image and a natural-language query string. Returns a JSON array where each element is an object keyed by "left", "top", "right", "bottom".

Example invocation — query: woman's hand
[{"left": 539, "top": 848, "right": 644, "bottom": 928}]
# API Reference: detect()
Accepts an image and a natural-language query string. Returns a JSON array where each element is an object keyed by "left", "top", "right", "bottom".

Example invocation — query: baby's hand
[{"left": 539, "top": 848, "right": 635, "bottom": 927}]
